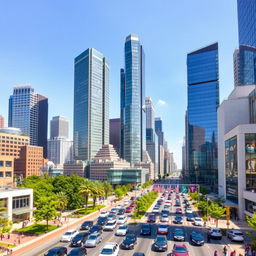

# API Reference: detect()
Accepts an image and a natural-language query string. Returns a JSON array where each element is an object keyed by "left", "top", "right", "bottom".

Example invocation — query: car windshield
[
  {"left": 212, "top": 229, "right": 220, "bottom": 233},
  {"left": 88, "top": 235, "right": 97, "bottom": 240},
  {"left": 195, "top": 218, "right": 201, "bottom": 221},
  {"left": 119, "top": 226, "right": 127, "bottom": 230},
  {"left": 156, "top": 236, "right": 166, "bottom": 242},
  {"left": 101, "top": 248, "right": 113, "bottom": 255},
  {"left": 73, "top": 234, "right": 84, "bottom": 240},
  {"left": 159, "top": 225, "right": 168, "bottom": 228},
  {"left": 106, "top": 222, "right": 114, "bottom": 226},
  {"left": 234, "top": 232, "right": 243, "bottom": 236},
  {"left": 64, "top": 232, "right": 73, "bottom": 236},
  {"left": 175, "top": 229, "right": 183, "bottom": 235},
  {"left": 119, "top": 217, "right": 125, "bottom": 220},
  {"left": 68, "top": 249, "right": 83, "bottom": 256},
  {"left": 174, "top": 246, "right": 187, "bottom": 252},
  {"left": 124, "top": 236, "right": 135, "bottom": 242},
  {"left": 45, "top": 250, "right": 59, "bottom": 256}
]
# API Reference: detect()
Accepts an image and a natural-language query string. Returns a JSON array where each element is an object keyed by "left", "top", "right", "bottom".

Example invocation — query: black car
[
  {"left": 70, "top": 232, "right": 88, "bottom": 247},
  {"left": 132, "top": 253, "right": 145, "bottom": 256},
  {"left": 88, "top": 224, "right": 103, "bottom": 234},
  {"left": 173, "top": 216, "right": 183, "bottom": 224},
  {"left": 80, "top": 221, "right": 93, "bottom": 231},
  {"left": 44, "top": 247, "right": 67, "bottom": 256},
  {"left": 67, "top": 247, "right": 87, "bottom": 256},
  {"left": 153, "top": 235, "right": 168, "bottom": 252},
  {"left": 147, "top": 214, "right": 156, "bottom": 223},
  {"left": 173, "top": 228, "right": 185, "bottom": 241},
  {"left": 140, "top": 224, "right": 151, "bottom": 236},
  {"left": 186, "top": 213, "right": 194, "bottom": 221},
  {"left": 190, "top": 231, "right": 205, "bottom": 246},
  {"left": 117, "top": 209, "right": 125, "bottom": 215},
  {"left": 97, "top": 217, "right": 108, "bottom": 226},
  {"left": 120, "top": 234, "right": 137, "bottom": 250},
  {"left": 175, "top": 200, "right": 181, "bottom": 206}
]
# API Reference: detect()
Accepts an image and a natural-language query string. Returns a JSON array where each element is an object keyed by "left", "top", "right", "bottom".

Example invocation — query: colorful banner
[{"left": 181, "top": 185, "right": 188, "bottom": 193}]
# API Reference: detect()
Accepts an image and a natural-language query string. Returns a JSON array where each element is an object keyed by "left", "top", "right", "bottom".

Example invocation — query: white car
[
  {"left": 124, "top": 200, "right": 129, "bottom": 205},
  {"left": 209, "top": 228, "right": 222, "bottom": 240},
  {"left": 99, "top": 211, "right": 109, "bottom": 217},
  {"left": 194, "top": 217, "right": 204, "bottom": 226},
  {"left": 60, "top": 229, "right": 78, "bottom": 242},
  {"left": 115, "top": 225, "right": 128, "bottom": 236},
  {"left": 116, "top": 204, "right": 122, "bottom": 209},
  {"left": 228, "top": 230, "right": 244, "bottom": 242},
  {"left": 117, "top": 215, "right": 127, "bottom": 224},
  {"left": 99, "top": 242, "right": 119, "bottom": 256},
  {"left": 160, "top": 214, "right": 169, "bottom": 222},
  {"left": 152, "top": 207, "right": 159, "bottom": 213},
  {"left": 185, "top": 208, "right": 193, "bottom": 214},
  {"left": 103, "top": 220, "right": 117, "bottom": 231}
]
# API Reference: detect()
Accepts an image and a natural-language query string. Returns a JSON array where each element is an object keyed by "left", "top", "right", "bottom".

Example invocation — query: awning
[
  {"left": 222, "top": 200, "right": 238, "bottom": 208},
  {"left": 12, "top": 208, "right": 33, "bottom": 215}
]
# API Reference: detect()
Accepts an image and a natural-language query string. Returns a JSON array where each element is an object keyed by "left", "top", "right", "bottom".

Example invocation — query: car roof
[
  {"left": 66, "top": 229, "right": 76, "bottom": 232},
  {"left": 103, "top": 242, "right": 117, "bottom": 249}
]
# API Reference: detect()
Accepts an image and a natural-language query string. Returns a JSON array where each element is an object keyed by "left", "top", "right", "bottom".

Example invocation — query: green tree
[
  {"left": 246, "top": 212, "right": 256, "bottom": 231},
  {"left": 56, "top": 192, "right": 68, "bottom": 219},
  {"left": 79, "top": 180, "right": 93, "bottom": 210},
  {"left": 34, "top": 196, "right": 58, "bottom": 230},
  {"left": 91, "top": 181, "right": 104, "bottom": 208},
  {"left": 208, "top": 203, "right": 226, "bottom": 227},
  {"left": 199, "top": 187, "right": 209, "bottom": 195},
  {"left": 102, "top": 181, "right": 112, "bottom": 200},
  {"left": 214, "top": 196, "right": 225, "bottom": 205},
  {"left": 0, "top": 218, "right": 12, "bottom": 236},
  {"left": 198, "top": 200, "right": 208, "bottom": 216}
]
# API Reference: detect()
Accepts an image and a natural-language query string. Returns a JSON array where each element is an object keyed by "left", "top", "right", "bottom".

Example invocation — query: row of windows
[
  {"left": 0, "top": 160, "right": 12, "bottom": 167},
  {"left": 12, "top": 196, "right": 30, "bottom": 209},
  {"left": 0, "top": 171, "right": 12, "bottom": 177}
]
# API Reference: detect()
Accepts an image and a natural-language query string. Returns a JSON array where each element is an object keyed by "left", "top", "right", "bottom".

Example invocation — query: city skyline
[{"left": 0, "top": 0, "right": 239, "bottom": 168}]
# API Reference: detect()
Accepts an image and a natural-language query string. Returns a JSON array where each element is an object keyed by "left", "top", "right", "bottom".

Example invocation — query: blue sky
[{"left": 0, "top": 0, "right": 238, "bottom": 168}]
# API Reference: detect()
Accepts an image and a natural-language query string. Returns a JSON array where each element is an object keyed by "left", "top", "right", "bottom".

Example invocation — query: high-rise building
[
  {"left": 237, "top": 0, "right": 256, "bottom": 48},
  {"left": 187, "top": 43, "right": 219, "bottom": 192},
  {"left": 145, "top": 97, "right": 155, "bottom": 129},
  {"left": 73, "top": 48, "right": 109, "bottom": 161},
  {"left": 8, "top": 86, "right": 48, "bottom": 157},
  {"left": 109, "top": 118, "right": 121, "bottom": 156},
  {"left": 0, "top": 116, "right": 4, "bottom": 128},
  {"left": 120, "top": 34, "right": 145, "bottom": 165},
  {"left": 155, "top": 117, "right": 164, "bottom": 146},
  {"left": 50, "top": 116, "right": 69, "bottom": 139}
]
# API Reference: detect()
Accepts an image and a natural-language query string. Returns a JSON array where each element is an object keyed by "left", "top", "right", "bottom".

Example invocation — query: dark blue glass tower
[{"left": 187, "top": 43, "right": 219, "bottom": 192}]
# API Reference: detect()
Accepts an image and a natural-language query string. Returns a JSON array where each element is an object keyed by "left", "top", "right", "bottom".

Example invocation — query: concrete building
[
  {"left": 145, "top": 97, "right": 155, "bottom": 129},
  {"left": 63, "top": 160, "right": 87, "bottom": 177},
  {"left": 109, "top": 118, "right": 121, "bottom": 156},
  {"left": 0, "top": 156, "right": 14, "bottom": 187},
  {"left": 50, "top": 116, "right": 69, "bottom": 139},
  {"left": 0, "top": 128, "right": 30, "bottom": 159},
  {"left": 89, "top": 144, "right": 130, "bottom": 181},
  {"left": 0, "top": 115, "right": 4, "bottom": 128},
  {"left": 14, "top": 145, "right": 44, "bottom": 179},
  {"left": 135, "top": 151, "right": 154, "bottom": 180},
  {"left": 0, "top": 187, "right": 33, "bottom": 222}
]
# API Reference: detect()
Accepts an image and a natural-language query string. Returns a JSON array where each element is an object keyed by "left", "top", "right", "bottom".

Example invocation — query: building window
[
  {"left": 0, "top": 172, "right": 3, "bottom": 177},
  {"left": 0, "top": 161, "right": 3, "bottom": 167},
  {"left": 245, "top": 199, "right": 256, "bottom": 214},
  {"left": 5, "top": 161, "right": 12, "bottom": 167},
  {"left": 12, "top": 196, "right": 30, "bottom": 209},
  {"left": 5, "top": 172, "right": 12, "bottom": 177}
]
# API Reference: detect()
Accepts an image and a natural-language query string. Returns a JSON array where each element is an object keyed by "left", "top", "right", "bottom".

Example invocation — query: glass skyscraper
[
  {"left": 74, "top": 48, "right": 109, "bottom": 161},
  {"left": 187, "top": 43, "right": 219, "bottom": 192},
  {"left": 120, "top": 34, "right": 145, "bottom": 165}
]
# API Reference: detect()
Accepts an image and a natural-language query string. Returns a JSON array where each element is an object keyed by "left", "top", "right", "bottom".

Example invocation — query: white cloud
[
  {"left": 178, "top": 139, "right": 183, "bottom": 144},
  {"left": 157, "top": 99, "right": 167, "bottom": 106}
]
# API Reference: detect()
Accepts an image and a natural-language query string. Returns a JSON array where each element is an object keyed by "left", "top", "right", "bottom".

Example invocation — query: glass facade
[
  {"left": 187, "top": 43, "right": 219, "bottom": 192},
  {"left": 237, "top": 0, "right": 256, "bottom": 48},
  {"left": 74, "top": 48, "right": 109, "bottom": 161},
  {"left": 245, "top": 133, "right": 256, "bottom": 192},
  {"left": 249, "top": 88, "right": 256, "bottom": 123},
  {"left": 225, "top": 136, "right": 238, "bottom": 204},
  {"left": 107, "top": 168, "right": 142, "bottom": 185},
  {"left": 245, "top": 199, "right": 256, "bottom": 214},
  {"left": 120, "top": 35, "right": 145, "bottom": 165}
]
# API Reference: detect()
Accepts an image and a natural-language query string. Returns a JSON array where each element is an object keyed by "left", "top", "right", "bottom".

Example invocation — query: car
[
  {"left": 190, "top": 231, "right": 204, "bottom": 246},
  {"left": 117, "top": 209, "right": 125, "bottom": 215},
  {"left": 97, "top": 217, "right": 108, "bottom": 226},
  {"left": 161, "top": 213, "right": 169, "bottom": 222},
  {"left": 227, "top": 230, "right": 244, "bottom": 242},
  {"left": 130, "top": 196, "right": 135, "bottom": 201},
  {"left": 175, "top": 200, "right": 181, "bottom": 206},
  {"left": 157, "top": 199, "right": 163, "bottom": 204},
  {"left": 147, "top": 214, "right": 156, "bottom": 223},
  {"left": 171, "top": 244, "right": 189, "bottom": 256},
  {"left": 99, "top": 242, "right": 119, "bottom": 256},
  {"left": 140, "top": 223, "right": 151, "bottom": 235},
  {"left": 115, "top": 225, "right": 128, "bottom": 236},
  {"left": 99, "top": 211, "right": 109, "bottom": 218},
  {"left": 124, "top": 200, "right": 129, "bottom": 205},
  {"left": 80, "top": 221, "right": 93, "bottom": 231},
  {"left": 107, "top": 214, "right": 117, "bottom": 221},
  {"left": 175, "top": 208, "right": 182, "bottom": 214},
  {"left": 103, "top": 220, "right": 117, "bottom": 231},
  {"left": 173, "top": 216, "right": 183, "bottom": 224},
  {"left": 70, "top": 232, "right": 89, "bottom": 247},
  {"left": 152, "top": 235, "right": 168, "bottom": 252},
  {"left": 132, "top": 253, "right": 145, "bottom": 256},
  {"left": 120, "top": 234, "right": 137, "bottom": 250},
  {"left": 185, "top": 208, "right": 193, "bottom": 214},
  {"left": 152, "top": 207, "right": 159, "bottom": 213},
  {"left": 125, "top": 207, "right": 132, "bottom": 213},
  {"left": 88, "top": 224, "right": 103, "bottom": 234},
  {"left": 60, "top": 229, "right": 79, "bottom": 242},
  {"left": 157, "top": 224, "right": 169, "bottom": 235},
  {"left": 116, "top": 204, "right": 122, "bottom": 209},
  {"left": 186, "top": 213, "right": 194, "bottom": 221},
  {"left": 110, "top": 208, "right": 118, "bottom": 214},
  {"left": 44, "top": 247, "right": 68, "bottom": 256},
  {"left": 208, "top": 228, "right": 222, "bottom": 240},
  {"left": 130, "top": 202, "right": 135, "bottom": 208},
  {"left": 173, "top": 228, "right": 185, "bottom": 241},
  {"left": 85, "top": 233, "right": 102, "bottom": 247},
  {"left": 193, "top": 217, "right": 204, "bottom": 226},
  {"left": 165, "top": 200, "right": 172, "bottom": 205},
  {"left": 117, "top": 215, "right": 127, "bottom": 224},
  {"left": 67, "top": 247, "right": 87, "bottom": 256}
]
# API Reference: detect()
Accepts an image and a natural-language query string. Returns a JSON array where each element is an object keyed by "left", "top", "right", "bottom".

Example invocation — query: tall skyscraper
[
  {"left": 187, "top": 43, "right": 219, "bottom": 192},
  {"left": 145, "top": 97, "right": 155, "bottom": 129},
  {"left": 109, "top": 118, "right": 121, "bottom": 156},
  {"left": 0, "top": 116, "right": 4, "bottom": 128},
  {"left": 50, "top": 116, "right": 69, "bottom": 139},
  {"left": 73, "top": 48, "right": 109, "bottom": 161},
  {"left": 120, "top": 34, "right": 145, "bottom": 165},
  {"left": 237, "top": 0, "right": 256, "bottom": 48},
  {"left": 8, "top": 85, "right": 48, "bottom": 157},
  {"left": 155, "top": 117, "right": 164, "bottom": 145}
]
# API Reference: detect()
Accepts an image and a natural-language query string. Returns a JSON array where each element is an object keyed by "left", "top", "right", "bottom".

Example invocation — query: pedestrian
[
  {"left": 230, "top": 250, "right": 236, "bottom": 256},
  {"left": 223, "top": 246, "right": 228, "bottom": 256},
  {"left": 214, "top": 250, "right": 218, "bottom": 256},
  {"left": 7, "top": 233, "right": 10, "bottom": 240}
]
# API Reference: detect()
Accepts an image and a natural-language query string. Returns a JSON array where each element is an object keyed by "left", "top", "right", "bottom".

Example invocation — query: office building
[
  {"left": 187, "top": 43, "right": 219, "bottom": 192},
  {"left": 14, "top": 145, "right": 44, "bottom": 178},
  {"left": 155, "top": 117, "right": 164, "bottom": 145},
  {"left": 109, "top": 118, "right": 121, "bottom": 156},
  {"left": 135, "top": 151, "right": 154, "bottom": 180},
  {"left": 0, "top": 116, "right": 4, "bottom": 128},
  {"left": 0, "top": 128, "right": 30, "bottom": 159},
  {"left": 63, "top": 160, "right": 87, "bottom": 177},
  {"left": 74, "top": 48, "right": 109, "bottom": 161},
  {"left": 0, "top": 156, "right": 14, "bottom": 187},
  {"left": 89, "top": 144, "right": 130, "bottom": 181},
  {"left": 120, "top": 34, "right": 145, "bottom": 165},
  {"left": 50, "top": 116, "right": 69, "bottom": 139},
  {"left": 8, "top": 86, "right": 48, "bottom": 157},
  {"left": 237, "top": 0, "right": 256, "bottom": 48},
  {"left": 145, "top": 97, "right": 155, "bottom": 129}
]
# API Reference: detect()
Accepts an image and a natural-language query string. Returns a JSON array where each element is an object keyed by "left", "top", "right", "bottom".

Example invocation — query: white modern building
[
  {"left": 50, "top": 116, "right": 69, "bottom": 139},
  {"left": 0, "top": 187, "right": 33, "bottom": 222}
]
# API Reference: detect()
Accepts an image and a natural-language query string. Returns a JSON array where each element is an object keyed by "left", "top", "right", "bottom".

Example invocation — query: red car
[
  {"left": 176, "top": 208, "right": 182, "bottom": 214},
  {"left": 172, "top": 244, "right": 189, "bottom": 256},
  {"left": 125, "top": 207, "right": 132, "bottom": 213},
  {"left": 130, "top": 203, "right": 135, "bottom": 207},
  {"left": 157, "top": 224, "right": 169, "bottom": 235},
  {"left": 147, "top": 214, "right": 156, "bottom": 223}
]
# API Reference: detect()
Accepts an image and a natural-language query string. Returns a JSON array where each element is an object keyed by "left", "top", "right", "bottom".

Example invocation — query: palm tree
[
  {"left": 102, "top": 181, "right": 112, "bottom": 201},
  {"left": 91, "top": 181, "right": 104, "bottom": 208},
  {"left": 79, "top": 179, "right": 93, "bottom": 210},
  {"left": 56, "top": 192, "right": 68, "bottom": 220}
]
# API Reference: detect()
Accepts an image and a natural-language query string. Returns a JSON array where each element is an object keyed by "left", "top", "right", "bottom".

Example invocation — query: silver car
[
  {"left": 85, "top": 232, "right": 102, "bottom": 247},
  {"left": 228, "top": 230, "right": 244, "bottom": 242}
]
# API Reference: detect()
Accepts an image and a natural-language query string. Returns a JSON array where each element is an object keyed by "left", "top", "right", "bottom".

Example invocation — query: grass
[
  {"left": 72, "top": 205, "right": 105, "bottom": 218},
  {"left": 0, "top": 241, "right": 16, "bottom": 248},
  {"left": 13, "top": 224, "right": 59, "bottom": 235}
]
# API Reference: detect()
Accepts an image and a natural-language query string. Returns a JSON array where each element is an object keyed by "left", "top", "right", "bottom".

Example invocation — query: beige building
[
  {"left": 135, "top": 151, "right": 154, "bottom": 180},
  {"left": 90, "top": 144, "right": 130, "bottom": 181},
  {"left": 64, "top": 160, "right": 87, "bottom": 177},
  {"left": 0, "top": 156, "right": 14, "bottom": 187},
  {"left": 0, "top": 116, "right": 4, "bottom": 128}
]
